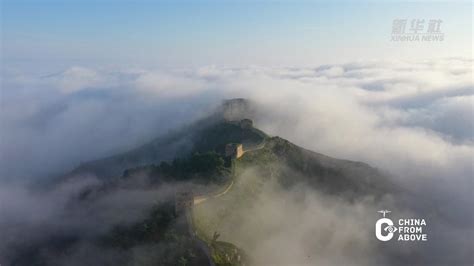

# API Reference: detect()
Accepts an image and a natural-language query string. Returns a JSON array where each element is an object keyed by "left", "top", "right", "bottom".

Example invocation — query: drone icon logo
[{"left": 375, "top": 210, "right": 397, "bottom": 241}]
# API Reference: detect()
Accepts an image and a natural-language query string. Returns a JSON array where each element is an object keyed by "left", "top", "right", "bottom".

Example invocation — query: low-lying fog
[{"left": 1, "top": 58, "right": 472, "bottom": 265}]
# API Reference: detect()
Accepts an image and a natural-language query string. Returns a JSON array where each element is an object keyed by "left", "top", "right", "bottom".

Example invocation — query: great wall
[{"left": 174, "top": 118, "right": 265, "bottom": 266}]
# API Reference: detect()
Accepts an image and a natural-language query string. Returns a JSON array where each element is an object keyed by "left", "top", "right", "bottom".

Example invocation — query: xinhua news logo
[
  {"left": 375, "top": 210, "right": 428, "bottom": 242},
  {"left": 391, "top": 19, "right": 444, "bottom": 42}
]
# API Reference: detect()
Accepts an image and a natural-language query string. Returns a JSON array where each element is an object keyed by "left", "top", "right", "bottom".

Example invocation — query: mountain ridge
[{"left": 5, "top": 99, "right": 404, "bottom": 266}]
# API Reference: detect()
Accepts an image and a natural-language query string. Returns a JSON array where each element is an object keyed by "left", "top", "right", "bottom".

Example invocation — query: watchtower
[
  {"left": 240, "top": 119, "right": 253, "bottom": 129},
  {"left": 175, "top": 190, "right": 194, "bottom": 215},
  {"left": 225, "top": 143, "right": 243, "bottom": 159}
]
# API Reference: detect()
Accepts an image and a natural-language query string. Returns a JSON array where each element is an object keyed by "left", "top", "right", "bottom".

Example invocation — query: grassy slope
[{"left": 193, "top": 136, "right": 395, "bottom": 258}]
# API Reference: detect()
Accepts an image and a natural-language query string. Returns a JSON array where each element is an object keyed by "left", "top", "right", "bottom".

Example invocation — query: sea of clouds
[{"left": 0, "top": 57, "right": 472, "bottom": 265}]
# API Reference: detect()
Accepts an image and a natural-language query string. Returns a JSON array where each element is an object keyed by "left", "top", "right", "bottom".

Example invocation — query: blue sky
[{"left": 1, "top": 0, "right": 472, "bottom": 70}]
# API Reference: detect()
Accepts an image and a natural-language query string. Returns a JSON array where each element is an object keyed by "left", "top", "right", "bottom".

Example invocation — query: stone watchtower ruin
[
  {"left": 225, "top": 143, "right": 243, "bottom": 159},
  {"left": 175, "top": 190, "right": 194, "bottom": 215},
  {"left": 239, "top": 118, "right": 253, "bottom": 129}
]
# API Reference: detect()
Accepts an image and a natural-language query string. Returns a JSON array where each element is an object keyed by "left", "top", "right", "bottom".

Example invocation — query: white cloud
[
  {"left": 53, "top": 66, "right": 106, "bottom": 94},
  {"left": 134, "top": 71, "right": 209, "bottom": 98},
  {"left": 2, "top": 58, "right": 472, "bottom": 182},
  {"left": 0, "top": 57, "right": 472, "bottom": 265}
]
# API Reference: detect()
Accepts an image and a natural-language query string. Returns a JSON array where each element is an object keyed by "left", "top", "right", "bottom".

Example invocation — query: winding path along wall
[
  {"left": 193, "top": 180, "right": 234, "bottom": 205},
  {"left": 184, "top": 139, "right": 266, "bottom": 266},
  {"left": 193, "top": 140, "right": 265, "bottom": 205}
]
